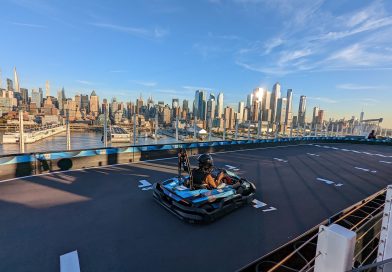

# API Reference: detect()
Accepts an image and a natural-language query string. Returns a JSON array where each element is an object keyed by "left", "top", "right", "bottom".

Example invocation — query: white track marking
[
  {"left": 273, "top": 158, "right": 288, "bottom": 163},
  {"left": 317, "top": 178, "right": 336, "bottom": 185},
  {"left": 252, "top": 199, "right": 267, "bottom": 209},
  {"left": 380, "top": 161, "right": 392, "bottom": 164},
  {"left": 307, "top": 153, "right": 320, "bottom": 157},
  {"left": 354, "top": 167, "right": 377, "bottom": 173},
  {"left": 60, "top": 250, "right": 80, "bottom": 272},
  {"left": 262, "top": 207, "right": 277, "bottom": 212},
  {"left": 225, "top": 165, "right": 240, "bottom": 171}
]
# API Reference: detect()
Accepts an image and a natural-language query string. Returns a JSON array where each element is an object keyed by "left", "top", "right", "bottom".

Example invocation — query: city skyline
[
  {"left": 1, "top": 0, "right": 391, "bottom": 126},
  {"left": 0, "top": 66, "right": 387, "bottom": 128}
]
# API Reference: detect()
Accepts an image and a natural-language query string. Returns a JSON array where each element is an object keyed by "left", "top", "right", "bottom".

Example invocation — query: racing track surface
[{"left": 1, "top": 143, "right": 392, "bottom": 271}]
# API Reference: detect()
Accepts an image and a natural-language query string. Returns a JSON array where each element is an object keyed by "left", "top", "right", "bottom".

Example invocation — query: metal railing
[{"left": 243, "top": 188, "right": 387, "bottom": 272}]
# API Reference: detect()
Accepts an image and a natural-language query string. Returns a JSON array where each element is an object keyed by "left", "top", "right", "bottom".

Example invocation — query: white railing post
[
  {"left": 315, "top": 224, "right": 356, "bottom": 272},
  {"left": 235, "top": 119, "right": 238, "bottom": 140},
  {"left": 377, "top": 185, "right": 392, "bottom": 272},
  {"left": 19, "top": 109, "right": 25, "bottom": 153},
  {"left": 175, "top": 116, "right": 179, "bottom": 142},
  {"left": 66, "top": 109, "right": 71, "bottom": 150}
]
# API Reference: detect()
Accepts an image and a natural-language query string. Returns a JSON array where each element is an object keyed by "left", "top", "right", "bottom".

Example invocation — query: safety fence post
[
  {"left": 314, "top": 224, "right": 356, "bottom": 272},
  {"left": 235, "top": 119, "right": 238, "bottom": 140},
  {"left": 19, "top": 109, "right": 25, "bottom": 153},
  {"left": 377, "top": 185, "right": 392, "bottom": 272},
  {"left": 66, "top": 109, "right": 71, "bottom": 150}
]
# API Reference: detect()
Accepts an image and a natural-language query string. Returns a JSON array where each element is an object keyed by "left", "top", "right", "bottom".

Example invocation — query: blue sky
[{"left": 1, "top": 0, "right": 392, "bottom": 127}]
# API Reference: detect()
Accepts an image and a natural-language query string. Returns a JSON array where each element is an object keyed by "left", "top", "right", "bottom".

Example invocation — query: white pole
[
  {"left": 247, "top": 121, "right": 251, "bottom": 140},
  {"left": 314, "top": 123, "right": 318, "bottom": 137},
  {"left": 290, "top": 122, "right": 293, "bottom": 138},
  {"left": 175, "top": 116, "right": 179, "bottom": 142},
  {"left": 193, "top": 115, "right": 197, "bottom": 140},
  {"left": 235, "top": 119, "right": 238, "bottom": 140},
  {"left": 66, "top": 109, "right": 71, "bottom": 150},
  {"left": 257, "top": 109, "right": 262, "bottom": 139},
  {"left": 133, "top": 112, "right": 137, "bottom": 146},
  {"left": 223, "top": 118, "right": 226, "bottom": 141},
  {"left": 208, "top": 117, "right": 211, "bottom": 142},
  {"left": 155, "top": 113, "right": 158, "bottom": 143},
  {"left": 275, "top": 122, "right": 279, "bottom": 139},
  {"left": 19, "top": 109, "right": 25, "bottom": 153},
  {"left": 103, "top": 108, "right": 108, "bottom": 148}
]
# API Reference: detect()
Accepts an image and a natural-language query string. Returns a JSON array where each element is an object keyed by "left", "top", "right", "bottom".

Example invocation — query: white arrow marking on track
[
  {"left": 252, "top": 199, "right": 267, "bottom": 209},
  {"left": 60, "top": 250, "right": 80, "bottom": 272},
  {"left": 307, "top": 153, "right": 320, "bottom": 157},
  {"left": 138, "top": 180, "right": 152, "bottom": 188},
  {"left": 316, "top": 178, "right": 336, "bottom": 185}
]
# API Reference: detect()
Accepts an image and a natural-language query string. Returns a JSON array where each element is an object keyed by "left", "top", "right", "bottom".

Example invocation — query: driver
[{"left": 191, "top": 153, "right": 225, "bottom": 189}]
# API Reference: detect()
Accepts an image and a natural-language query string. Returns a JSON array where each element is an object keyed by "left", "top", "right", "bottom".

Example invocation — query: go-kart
[{"left": 153, "top": 168, "right": 256, "bottom": 223}]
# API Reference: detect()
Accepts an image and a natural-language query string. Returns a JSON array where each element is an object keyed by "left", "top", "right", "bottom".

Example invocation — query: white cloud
[
  {"left": 90, "top": 23, "right": 169, "bottom": 39},
  {"left": 235, "top": 1, "right": 392, "bottom": 75},
  {"left": 182, "top": 86, "right": 214, "bottom": 91},
  {"left": 337, "top": 83, "right": 384, "bottom": 91},
  {"left": 11, "top": 22, "right": 47, "bottom": 28},
  {"left": 76, "top": 80, "right": 95, "bottom": 85},
  {"left": 130, "top": 80, "right": 157, "bottom": 87},
  {"left": 308, "top": 96, "right": 338, "bottom": 104}
]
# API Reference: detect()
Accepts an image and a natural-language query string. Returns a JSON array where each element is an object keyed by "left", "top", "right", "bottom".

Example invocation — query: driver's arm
[
  {"left": 204, "top": 172, "right": 225, "bottom": 188},
  {"left": 204, "top": 174, "right": 218, "bottom": 188}
]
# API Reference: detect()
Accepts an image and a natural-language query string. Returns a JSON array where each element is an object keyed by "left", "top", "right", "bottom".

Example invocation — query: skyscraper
[
  {"left": 216, "top": 92, "right": 224, "bottom": 118},
  {"left": 270, "top": 82, "right": 281, "bottom": 123},
  {"left": 90, "top": 90, "right": 99, "bottom": 117},
  {"left": 31, "top": 89, "right": 41, "bottom": 108},
  {"left": 172, "top": 98, "right": 179, "bottom": 109},
  {"left": 246, "top": 93, "right": 253, "bottom": 108},
  {"left": 45, "top": 80, "right": 50, "bottom": 97},
  {"left": 6, "top": 78, "right": 13, "bottom": 92},
  {"left": 20, "top": 88, "right": 28, "bottom": 105},
  {"left": 197, "top": 90, "right": 207, "bottom": 120},
  {"left": 58, "top": 87, "right": 66, "bottom": 111},
  {"left": 206, "top": 95, "right": 216, "bottom": 121},
  {"left": 298, "top": 95, "right": 307, "bottom": 126},
  {"left": 312, "top": 106, "right": 320, "bottom": 125},
  {"left": 238, "top": 101, "right": 245, "bottom": 121},
  {"left": 13, "top": 67, "right": 20, "bottom": 93},
  {"left": 182, "top": 99, "right": 189, "bottom": 112},
  {"left": 285, "top": 89, "right": 293, "bottom": 125},
  {"left": 276, "top": 98, "right": 287, "bottom": 124},
  {"left": 193, "top": 90, "right": 200, "bottom": 117}
]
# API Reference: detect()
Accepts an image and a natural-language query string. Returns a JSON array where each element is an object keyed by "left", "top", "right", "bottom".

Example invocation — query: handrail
[{"left": 349, "top": 258, "right": 392, "bottom": 272}]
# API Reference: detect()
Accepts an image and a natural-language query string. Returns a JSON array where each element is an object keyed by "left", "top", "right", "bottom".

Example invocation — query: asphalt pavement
[{"left": 0, "top": 143, "right": 391, "bottom": 271}]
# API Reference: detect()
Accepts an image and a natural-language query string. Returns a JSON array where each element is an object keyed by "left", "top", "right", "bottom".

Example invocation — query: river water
[{"left": 0, "top": 132, "right": 224, "bottom": 155}]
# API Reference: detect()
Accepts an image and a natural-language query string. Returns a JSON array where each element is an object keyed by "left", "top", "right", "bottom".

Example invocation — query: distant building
[
  {"left": 89, "top": 90, "right": 99, "bottom": 117},
  {"left": 216, "top": 92, "right": 224, "bottom": 118},
  {"left": 298, "top": 95, "right": 307, "bottom": 126},
  {"left": 285, "top": 89, "right": 293, "bottom": 125},
  {"left": 276, "top": 98, "right": 287, "bottom": 124},
  {"left": 6, "top": 78, "right": 13, "bottom": 92},
  {"left": 270, "top": 82, "right": 281, "bottom": 123}
]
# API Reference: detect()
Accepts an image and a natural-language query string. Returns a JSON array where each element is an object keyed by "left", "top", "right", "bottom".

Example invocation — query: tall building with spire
[
  {"left": 45, "top": 80, "right": 50, "bottom": 98},
  {"left": 13, "top": 67, "right": 20, "bottom": 93}
]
